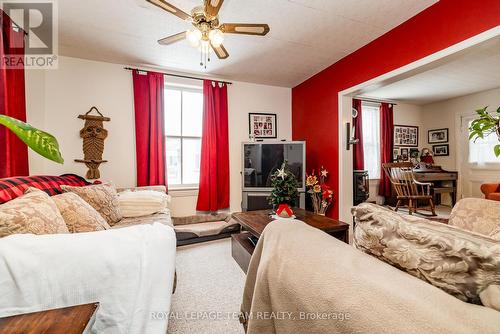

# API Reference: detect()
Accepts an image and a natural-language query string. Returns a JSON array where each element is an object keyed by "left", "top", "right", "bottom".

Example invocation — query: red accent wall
[{"left": 292, "top": 0, "right": 500, "bottom": 218}]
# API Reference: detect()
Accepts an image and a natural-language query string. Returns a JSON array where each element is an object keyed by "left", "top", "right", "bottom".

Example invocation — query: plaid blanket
[{"left": 0, "top": 174, "right": 90, "bottom": 204}]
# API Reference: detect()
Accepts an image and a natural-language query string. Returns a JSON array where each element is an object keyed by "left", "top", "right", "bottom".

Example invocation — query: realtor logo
[{"left": 1, "top": 0, "right": 58, "bottom": 69}]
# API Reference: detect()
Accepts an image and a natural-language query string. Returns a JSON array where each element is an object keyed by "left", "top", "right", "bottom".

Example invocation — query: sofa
[
  {"left": 481, "top": 183, "right": 500, "bottom": 201},
  {"left": 0, "top": 175, "right": 177, "bottom": 333},
  {"left": 241, "top": 198, "right": 500, "bottom": 333}
]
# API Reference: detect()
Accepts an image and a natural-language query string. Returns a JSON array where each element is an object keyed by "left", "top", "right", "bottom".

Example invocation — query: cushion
[
  {"left": 352, "top": 203, "right": 500, "bottom": 306},
  {"left": 0, "top": 188, "right": 69, "bottom": 238},
  {"left": 111, "top": 209, "right": 173, "bottom": 229},
  {"left": 487, "top": 192, "right": 500, "bottom": 201},
  {"left": 0, "top": 174, "right": 90, "bottom": 204},
  {"left": 172, "top": 213, "right": 230, "bottom": 226},
  {"left": 51, "top": 192, "right": 111, "bottom": 233},
  {"left": 174, "top": 219, "right": 239, "bottom": 237},
  {"left": 448, "top": 198, "right": 500, "bottom": 240},
  {"left": 116, "top": 185, "right": 167, "bottom": 194},
  {"left": 480, "top": 285, "right": 500, "bottom": 312},
  {"left": 118, "top": 190, "right": 170, "bottom": 218},
  {"left": 61, "top": 183, "right": 122, "bottom": 226}
]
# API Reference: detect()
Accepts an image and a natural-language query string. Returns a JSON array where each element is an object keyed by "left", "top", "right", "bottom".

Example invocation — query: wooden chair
[{"left": 382, "top": 162, "right": 436, "bottom": 216}]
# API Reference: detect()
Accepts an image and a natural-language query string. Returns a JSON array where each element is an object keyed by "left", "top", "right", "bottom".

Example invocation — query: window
[
  {"left": 468, "top": 120, "right": 499, "bottom": 165},
  {"left": 165, "top": 86, "right": 203, "bottom": 187},
  {"left": 361, "top": 103, "right": 381, "bottom": 179}
]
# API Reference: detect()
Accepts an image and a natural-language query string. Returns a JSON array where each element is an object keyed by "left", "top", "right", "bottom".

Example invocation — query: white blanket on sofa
[{"left": 0, "top": 223, "right": 176, "bottom": 334}]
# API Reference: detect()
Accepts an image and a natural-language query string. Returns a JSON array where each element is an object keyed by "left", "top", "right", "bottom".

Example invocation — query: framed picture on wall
[
  {"left": 392, "top": 148, "right": 400, "bottom": 161},
  {"left": 393, "top": 125, "right": 419, "bottom": 147},
  {"left": 433, "top": 144, "right": 449, "bottom": 156},
  {"left": 410, "top": 148, "right": 420, "bottom": 159},
  {"left": 428, "top": 128, "right": 449, "bottom": 143},
  {"left": 400, "top": 148, "right": 409, "bottom": 161},
  {"left": 249, "top": 113, "right": 277, "bottom": 139}
]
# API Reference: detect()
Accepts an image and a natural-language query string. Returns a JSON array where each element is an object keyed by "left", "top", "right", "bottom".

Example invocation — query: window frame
[
  {"left": 463, "top": 115, "right": 500, "bottom": 169},
  {"left": 361, "top": 101, "right": 382, "bottom": 180},
  {"left": 165, "top": 84, "right": 203, "bottom": 189}
]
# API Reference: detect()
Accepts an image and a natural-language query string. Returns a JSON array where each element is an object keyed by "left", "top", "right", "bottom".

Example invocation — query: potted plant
[
  {"left": 468, "top": 106, "right": 500, "bottom": 157},
  {"left": 268, "top": 161, "right": 299, "bottom": 216},
  {"left": 306, "top": 166, "right": 334, "bottom": 215},
  {"left": 0, "top": 115, "right": 64, "bottom": 163}
]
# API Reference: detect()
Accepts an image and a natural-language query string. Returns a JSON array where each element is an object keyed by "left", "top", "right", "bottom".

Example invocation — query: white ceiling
[
  {"left": 57, "top": 0, "right": 437, "bottom": 87},
  {"left": 361, "top": 36, "right": 500, "bottom": 105}
]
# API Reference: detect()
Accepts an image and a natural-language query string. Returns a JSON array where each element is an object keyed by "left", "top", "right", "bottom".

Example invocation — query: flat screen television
[{"left": 242, "top": 141, "right": 306, "bottom": 191}]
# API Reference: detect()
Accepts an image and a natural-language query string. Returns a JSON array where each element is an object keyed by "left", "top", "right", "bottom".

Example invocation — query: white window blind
[{"left": 361, "top": 103, "right": 381, "bottom": 179}]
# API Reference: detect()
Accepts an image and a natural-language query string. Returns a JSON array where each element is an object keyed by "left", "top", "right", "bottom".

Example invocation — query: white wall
[
  {"left": 26, "top": 57, "right": 136, "bottom": 185},
  {"left": 367, "top": 102, "right": 424, "bottom": 202},
  {"left": 25, "top": 56, "right": 292, "bottom": 216}
]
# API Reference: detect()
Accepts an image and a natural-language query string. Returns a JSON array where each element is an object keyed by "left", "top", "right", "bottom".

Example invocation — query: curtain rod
[
  {"left": 123, "top": 67, "right": 233, "bottom": 85},
  {"left": 355, "top": 96, "right": 398, "bottom": 105}
]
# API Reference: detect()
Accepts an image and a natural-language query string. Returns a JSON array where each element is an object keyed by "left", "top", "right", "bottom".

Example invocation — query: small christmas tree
[{"left": 268, "top": 161, "right": 299, "bottom": 207}]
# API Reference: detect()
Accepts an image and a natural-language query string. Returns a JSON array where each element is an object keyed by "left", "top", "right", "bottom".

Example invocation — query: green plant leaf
[
  {"left": 0, "top": 115, "right": 64, "bottom": 164},
  {"left": 495, "top": 144, "right": 500, "bottom": 158}
]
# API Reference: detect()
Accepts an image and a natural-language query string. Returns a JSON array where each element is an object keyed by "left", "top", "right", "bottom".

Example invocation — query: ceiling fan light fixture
[
  {"left": 186, "top": 29, "right": 202, "bottom": 47},
  {"left": 208, "top": 29, "right": 224, "bottom": 47}
]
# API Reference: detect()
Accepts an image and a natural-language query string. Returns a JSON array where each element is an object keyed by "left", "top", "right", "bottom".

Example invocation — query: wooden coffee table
[{"left": 231, "top": 208, "right": 349, "bottom": 273}]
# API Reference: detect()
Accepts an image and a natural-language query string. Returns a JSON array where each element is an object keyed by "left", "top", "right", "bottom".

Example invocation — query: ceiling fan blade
[
  {"left": 212, "top": 43, "right": 229, "bottom": 59},
  {"left": 158, "top": 31, "right": 186, "bottom": 45},
  {"left": 204, "top": 0, "right": 224, "bottom": 19},
  {"left": 220, "top": 23, "right": 270, "bottom": 36},
  {"left": 146, "top": 0, "right": 191, "bottom": 21}
]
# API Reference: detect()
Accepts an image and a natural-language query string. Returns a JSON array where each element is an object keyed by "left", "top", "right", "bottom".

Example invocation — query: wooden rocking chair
[{"left": 382, "top": 162, "right": 436, "bottom": 216}]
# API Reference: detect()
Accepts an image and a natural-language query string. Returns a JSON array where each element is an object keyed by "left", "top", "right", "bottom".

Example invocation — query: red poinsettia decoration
[{"left": 321, "top": 184, "right": 334, "bottom": 202}]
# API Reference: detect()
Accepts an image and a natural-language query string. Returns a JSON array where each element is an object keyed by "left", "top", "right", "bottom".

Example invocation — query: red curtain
[
  {"left": 196, "top": 80, "right": 229, "bottom": 212},
  {"left": 378, "top": 102, "right": 394, "bottom": 197},
  {"left": 352, "top": 99, "right": 364, "bottom": 170},
  {"left": 0, "top": 10, "right": 29, "bottom": 178},
  {"left": 132, "top": 70, "right": 167, "bottom": 188}
]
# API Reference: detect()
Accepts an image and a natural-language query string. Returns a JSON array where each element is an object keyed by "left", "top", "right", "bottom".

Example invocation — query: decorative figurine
[{"left": 74, "top": 107, "right": 110, "bottom": 179}]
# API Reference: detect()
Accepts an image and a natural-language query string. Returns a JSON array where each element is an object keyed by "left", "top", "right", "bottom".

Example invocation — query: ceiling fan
[{"left": 146, "top": 0, "right": 270, "bottom": 68}]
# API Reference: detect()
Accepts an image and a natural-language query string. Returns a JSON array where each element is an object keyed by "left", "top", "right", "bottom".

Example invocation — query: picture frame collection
[
  {"left": 392, "top": 126, "right": 451, "bottom": 160},
  {"left": 428, "top": 128, "right": 449, "bottom": 156},
  {"left": 393, "top": 125, "right": 419, "bottom": 162}
]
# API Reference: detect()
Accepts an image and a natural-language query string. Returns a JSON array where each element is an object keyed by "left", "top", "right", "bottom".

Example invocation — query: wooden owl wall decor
[{"left": 74, "top": 107, "right": 110, "bottom": 179}]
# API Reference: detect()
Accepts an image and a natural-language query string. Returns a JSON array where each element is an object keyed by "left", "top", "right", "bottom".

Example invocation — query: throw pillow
[
  {"left": 118, "top": 190, "right": 170, "bottom": 218},
  {"left": 448, "top": 198, "right": 500, "bottom": 240},
  {"left": 352, "top": 203, "right": 500, "bottom": 306},
  {"left": 480, "top": 285, "right": 500, "bottom": 312},
  {"left": 61, "top": 183, "right": 122, "bottom": 226},
  {"left": 51, "top": 192, "right": 111, "bottom": 232},
  {"left": 0, "top": 188, "right": 69, "bottom": 238}
]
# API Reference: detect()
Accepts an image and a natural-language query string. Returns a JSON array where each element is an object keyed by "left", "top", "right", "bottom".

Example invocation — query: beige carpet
[{"left": 167, "top": 238, "right": 246, "bottom": 334}]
